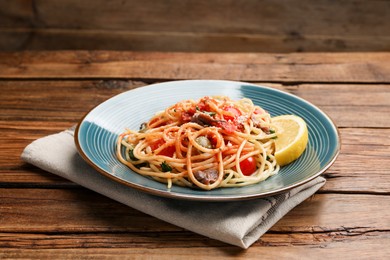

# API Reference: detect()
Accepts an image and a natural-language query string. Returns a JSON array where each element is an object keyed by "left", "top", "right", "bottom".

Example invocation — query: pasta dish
[{"left": 116, "top": 96, "right": 279, "bottom": 190}]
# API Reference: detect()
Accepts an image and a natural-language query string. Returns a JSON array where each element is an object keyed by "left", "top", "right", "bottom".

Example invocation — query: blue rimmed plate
[{"left": 75, "top": 80, "right": 340, "bottom": 201}]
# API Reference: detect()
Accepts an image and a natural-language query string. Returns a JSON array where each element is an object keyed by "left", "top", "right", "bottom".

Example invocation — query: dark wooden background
[{"left": 1, "top": 0, "right": 389, "bottom": 52}]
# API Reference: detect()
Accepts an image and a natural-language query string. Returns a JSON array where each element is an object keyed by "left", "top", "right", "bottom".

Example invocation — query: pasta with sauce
[{"left": 116, "top": 96, "right": 279, "bottom": 190}]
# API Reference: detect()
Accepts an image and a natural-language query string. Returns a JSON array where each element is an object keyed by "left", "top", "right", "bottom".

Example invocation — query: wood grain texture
[
  {"left": 3, "top": 28, "right": 390, "bottom": 53},
  {"left": 1, "top": 188, "right": 389, "bottom": 233},
  {"left": 0, "top": 51, "right": 390, "bottom": 82},
  {"left": 0, "top": 188, "right": 389, "bottom": 259},
  {"left": 0, "top": 51, "right": 389, "bottom": 258},
  {"left": 2, "top": 80, "right": 390, "bottom": 127},
  {"left": 1, "top": 0, "right": 390, "bottom": 52},
  {"left": 1, "top": 240, "right": 390, "bottom": 259}
]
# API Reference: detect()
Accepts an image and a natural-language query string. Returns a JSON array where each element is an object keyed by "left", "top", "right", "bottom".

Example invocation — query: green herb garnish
[
  {"left": 135, "top": 162, "right": 148, "bottom": 169},
  {"left": 161, "top": 161, "right": 172, "bottom": 172},
  {"left": 129, "top": 149, "right": 138, "bottom": 161},
  {"left": 270, "top": 129, "right": 277, "bottom": 139}
]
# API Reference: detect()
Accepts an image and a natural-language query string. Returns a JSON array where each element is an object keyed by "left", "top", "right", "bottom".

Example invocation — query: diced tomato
[
  {"left": 239, "top": 156, "right": 257, "bottom": 176},
  {"left": 188, "top": 106, "right": 196, "bottom": 115},
  {"left": 149, "top": 139, "right": 164, "bottom": 151},
  {"left": 159, "top": 146, "right": 175, "bottom": 157},
  {"left": 150, "top": 139, "right": 175, "bottom": 157},
  {"left": 181, "top": 112, "right": 193, "bottom": 123},
  {"left": 180, "top": 106, "right": 197, "bottom": 123},
  {"left": 196, "top": 101, "right": 208, "bottom": 112},
  {"left": 215, "top": 120, "right": 237, "bottom": 134},
  {"left": 223, "top": 106, "right": 241, "bottom": 121}
]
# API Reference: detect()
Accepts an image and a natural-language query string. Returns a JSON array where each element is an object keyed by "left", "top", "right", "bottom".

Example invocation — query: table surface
[{"left": 1, "top": 51, "right": 389, "bottom": 259}]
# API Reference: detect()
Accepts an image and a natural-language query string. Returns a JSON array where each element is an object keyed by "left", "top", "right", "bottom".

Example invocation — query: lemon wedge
[{"left": 272, "top": 115, "right": 308, "bottom": 166}]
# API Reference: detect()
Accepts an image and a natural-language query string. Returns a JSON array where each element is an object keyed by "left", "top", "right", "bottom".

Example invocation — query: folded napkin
[{"left": 21, "top": 127, "right": 325, "bottom": 249}]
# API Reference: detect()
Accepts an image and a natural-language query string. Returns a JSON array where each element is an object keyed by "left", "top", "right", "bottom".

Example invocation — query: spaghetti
[{"left": 116, "top": 96, "right": 279, "bottom": 190}]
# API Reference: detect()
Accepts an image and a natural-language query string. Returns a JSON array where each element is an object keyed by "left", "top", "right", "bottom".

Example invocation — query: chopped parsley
[
  {"left": 135, "top": 162, "right": 148, "bottom": 169},
  {"left": 270, "top": 129, "right": 277, "bottom": 139},
  {"left": 161, "top": 161, "right": 172, "bottom": 172},
  {"left": 129, "top": 149, "right": 138, "bottom": 161}
]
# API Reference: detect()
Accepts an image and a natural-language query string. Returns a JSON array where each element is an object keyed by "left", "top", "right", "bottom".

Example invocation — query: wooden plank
[
  {"left": 2, "top": 80, "right": 389, "bottom": 128},
  {"left": 28, "top": 0, "right": 390, "bottom": 35},
  {"left": 321, "top": 127, "right": 390, "bottom": 194},
  {"left": 0, "top": 188, "right": 182, "bottom": 233},
  {"left": 2, "top": 0, "right": 389, "bottom": 36},
  {"left": 0, "top": 168, "right": 72, "bottom": 186},
  {"left": 2, "top": 29, "right": 390, "bottom": 52},
  {"left": 0, "top": 0, "right": 33, "bottom": 27},
  {"left": 0, "top": 188, "right": 389, "bottom": 233},
  {"left": 1, "top": 238, "right": 390, "bottom": 259},
  {"left": 0, "top": 51, "right": 389, "bottom": 82},
  {"left": 1, "top": 0, "right": 390, "bottom": 53},
  {"left": 0, "top": 80, "right": 146, "bottom": 121},
  {"left": 1, "top": 231, "right": 389, "bottom": 251},
  {"left": 0, "top": 30, "right": 32, "bottom": 51},
  {"left": 286, "top": 84, "right": 390, "bottom": 107},
  {"left": 267, "top": 83, "right": 390, "bottom": 128},
  {"left": 0, "top": 232, "right": 325, "bottom": 249},
  {"left": 0, "top": 188, "right": 389, "bottom": 259}
]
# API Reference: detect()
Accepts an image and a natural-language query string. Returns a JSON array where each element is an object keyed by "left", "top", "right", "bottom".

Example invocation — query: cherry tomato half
[
  {"left": 239, "top": 156, "right": 257, "bottom": 176},
  {"left": 223, "top": 106, "right": 241, "bottom": 121}
]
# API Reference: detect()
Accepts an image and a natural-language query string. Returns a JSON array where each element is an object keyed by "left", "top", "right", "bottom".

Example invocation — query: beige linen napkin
[{"left": 21, "top": 128, "right": 326, "bottom": 249}]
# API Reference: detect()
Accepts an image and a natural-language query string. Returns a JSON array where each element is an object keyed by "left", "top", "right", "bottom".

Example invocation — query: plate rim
[{"left": 74, "top": 79, "right": 341, "bottom": 201}]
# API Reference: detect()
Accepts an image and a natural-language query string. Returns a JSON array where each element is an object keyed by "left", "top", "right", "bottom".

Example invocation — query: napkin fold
[{"left": 21, "top": 128, "right": 325, "bottom": 249}]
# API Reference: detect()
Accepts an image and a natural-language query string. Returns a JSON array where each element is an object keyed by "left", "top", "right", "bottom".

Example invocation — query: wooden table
[{"left": 1, "top": 51, "right": 389, "bottom": 259}]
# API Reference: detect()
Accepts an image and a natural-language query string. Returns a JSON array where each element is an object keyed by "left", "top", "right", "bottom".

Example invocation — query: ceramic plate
[{"left": 75, "top": 80, "right": 340, "bottom": 201}]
